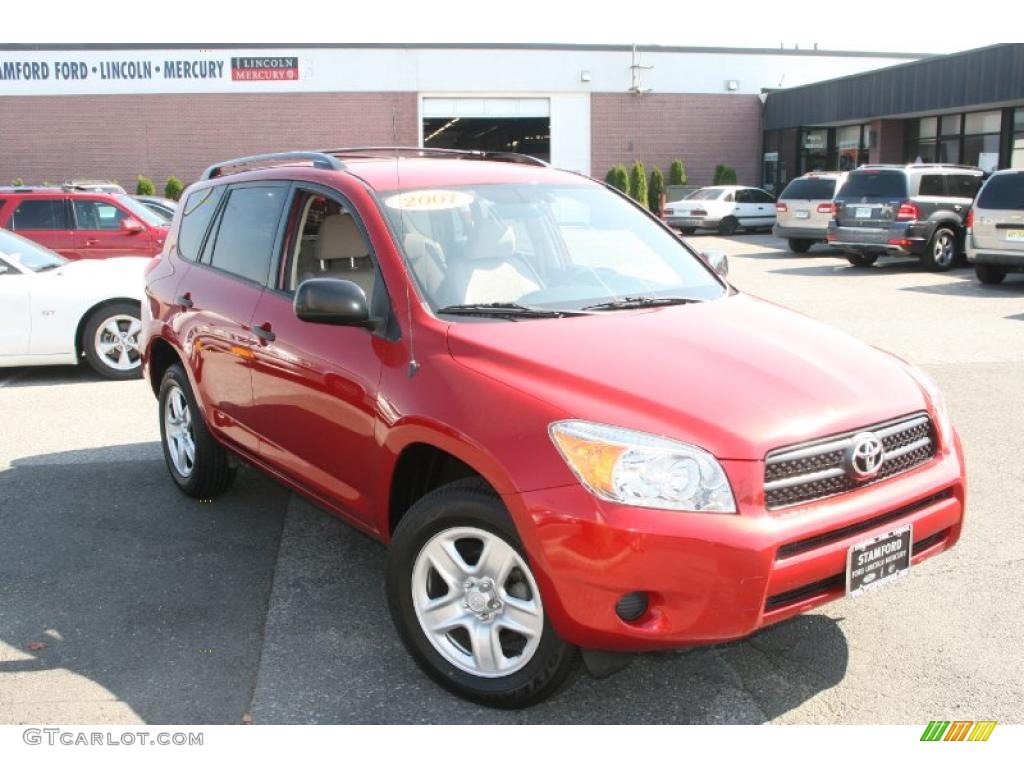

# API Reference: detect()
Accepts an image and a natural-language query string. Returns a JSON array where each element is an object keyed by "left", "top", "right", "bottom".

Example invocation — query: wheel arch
[{"left": 383, "top": 427, "right": 520, "bottom": 542}]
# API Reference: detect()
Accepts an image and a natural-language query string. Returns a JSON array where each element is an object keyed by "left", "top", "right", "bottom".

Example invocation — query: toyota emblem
[{"left": 843, "top": 432, "right": 885, "bottom": 481}]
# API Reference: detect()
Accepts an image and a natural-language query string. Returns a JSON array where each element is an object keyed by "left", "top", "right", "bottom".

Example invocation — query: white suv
[
  {"left": 773, "top": 172, "right": 847, "bottom": 254},
  {"left": 664, "top": 186, "right": 776, "bottom": 236},
  {"left": 967, "top": 169, "right": 1024, "bottom": 284}
]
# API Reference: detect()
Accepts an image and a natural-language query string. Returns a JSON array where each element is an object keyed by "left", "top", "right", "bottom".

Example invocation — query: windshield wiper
[
  {"left": 581, "top": 296, "right": 702, "bottom": 311},
  {"left": 438, "top": 302, "right": 586, "bottom": 320}
]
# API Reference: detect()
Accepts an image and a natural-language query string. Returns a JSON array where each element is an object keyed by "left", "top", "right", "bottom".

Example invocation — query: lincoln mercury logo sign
[
  {"left": 231, "top": 57, "right": 299, "bottom": 81},
  {"left": 843, "top": 432, "right": 885, "bottom": 481}
]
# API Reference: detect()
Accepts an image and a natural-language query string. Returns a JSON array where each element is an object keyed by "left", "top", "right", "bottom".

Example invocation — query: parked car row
[{"left": 662, "top": 164, "right": 1024, "bottom": 286}]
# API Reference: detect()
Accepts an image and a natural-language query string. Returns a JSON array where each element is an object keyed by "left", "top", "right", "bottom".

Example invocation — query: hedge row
[
  {"left": 603, "top": 158, "right": 741, "bottom": 213},
  {"left": 9, "top": 175, "right": 187, "bottom": 201}
]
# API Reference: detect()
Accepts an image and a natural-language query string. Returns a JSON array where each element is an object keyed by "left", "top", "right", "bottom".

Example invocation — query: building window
[
  {"left": 837, "top": 124, "right": 869, "bottom": 171},
  {"left": 1013, "top": 109, "right": 1024, "bottom": 169},
  {"left": 963, "top": 110, "right": 1002, "bottom": 172},
  {"left": 799, "top": 128, "right": 829, "bottom": 174}
]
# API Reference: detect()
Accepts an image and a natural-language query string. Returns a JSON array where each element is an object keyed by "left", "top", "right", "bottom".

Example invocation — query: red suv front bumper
[{"left": 506, "top": 435, "right": 965, "bottom": 652}]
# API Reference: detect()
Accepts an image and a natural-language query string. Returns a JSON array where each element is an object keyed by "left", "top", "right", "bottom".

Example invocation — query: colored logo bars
[{"left": 921, "top": 721, "right": 997, "bottom": 741}]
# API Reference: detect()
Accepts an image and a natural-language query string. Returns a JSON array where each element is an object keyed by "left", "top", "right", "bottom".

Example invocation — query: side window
[
  {"left": 752, "top": 189, "right": 775, "bottom": 203},
  {"left": 722, "top": 192, "right": 734, "bottom": 203},
  {"left": 281, "top": 192, "right": 378, "bottom": 309},
  {"left": 919, "top": 175, "right": 946, "bottom": 196},
  {"left": 734, "top": 190, "right": 753, "bottom": 204},
  {"left": 948, "top": 174, "right": 982, "bottom": 199},
  {"left": 207, "top": 186, "right": 287, "bottom": 284},
  {"left": 10, "top": 199, "right": 66, "bottom": 230},
  {"left": 176, "top": 185, "right": 225, "bottom": 262},
  {"left": 73, "top": 199, "right": 128, "bottom": 230}
]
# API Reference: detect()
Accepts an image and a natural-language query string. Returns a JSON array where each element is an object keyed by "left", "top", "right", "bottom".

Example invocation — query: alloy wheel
[
  {"left": 93, "top": 314, "right": 142, "bottom": 372},
  {"left": 163, "top": 385, "right": 196, "bottom": 478},
  {"left": 411, "top": 526, "right": 544, "bottom": 678}
]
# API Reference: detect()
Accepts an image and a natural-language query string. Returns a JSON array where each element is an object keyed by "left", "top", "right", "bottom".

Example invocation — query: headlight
[
  {"left": 905, "top": 365, "right": 952, "bottom": 440},
  {"left": 549, "top": 420, "right": 736, "bottom": 513}
]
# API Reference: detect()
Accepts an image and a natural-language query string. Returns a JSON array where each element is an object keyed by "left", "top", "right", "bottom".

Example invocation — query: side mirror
[
  {"left": 703, "top": 251, "right": 729, "bottom": 278},
  {"left": 294, "top": 278, "right": 371, "bottom": 327},
  {"left": 120, "top": 218, "right": 145, "bottom": 234}
]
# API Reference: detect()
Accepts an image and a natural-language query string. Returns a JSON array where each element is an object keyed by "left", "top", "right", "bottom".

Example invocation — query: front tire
[
  {"left": 923, "top": 227, "right": 958, "bottom": 272},
  {"left": 158, "top": 364, "right": 236, "bottom": 498},
  {"left": 975, "top": 263, "right": 1007, "bottom": 284},
  {"left": 788, "top": 238, "right": 813, "bottom": 254},
  {"left": 82, "top": 301, "right": 143, "bottom": 380},
  {"left": 387, "top": 479, "right": 578, "bottom": 708}
]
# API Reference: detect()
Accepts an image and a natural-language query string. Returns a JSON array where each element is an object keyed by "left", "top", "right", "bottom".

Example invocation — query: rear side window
[
  {"left": 839, "top": 172, "right": 907, "bottom": 199},
  {"left": 177, "top": 185, "right": 226, "bottom": 262},
  {"left": 779, "top": 178, "right": 836, "bottom": 200},
  {"left": 977, "top": 174, "right": 1024, "bottom": 210},
  {"left": 947, "top": 174, "right": 982, "bottom": 199},
  {"left": 918, "top": 175, "right": 945, "bottom": 196},
  {"left": 10, "top": 199, "right": 66, "bottom": 230},
  {"left": 207, "top": 186, "right": 287, "bottom": 284}
]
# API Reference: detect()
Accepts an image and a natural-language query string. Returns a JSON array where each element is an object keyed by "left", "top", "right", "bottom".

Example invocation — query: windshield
[
  {"left": 0, "top": 229, "right": 67, "bottom": 272},
  {"left": 114, "top": 194, "right": 169, "bottom": 227},
  {"left": 381, "top": 183, "right": 726, "bottom": 313}
]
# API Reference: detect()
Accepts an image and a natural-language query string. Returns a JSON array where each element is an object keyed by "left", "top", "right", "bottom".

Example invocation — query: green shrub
[
  {"left": 648, "top": 166, "right": 665, "bottom": 214},
  {"left": 164, "top": 176, "right": 184, "bottom": 201},
  {"left": 605, "top": 165, "right": 630, "bottom": 196},
  {"left": 668, "top": 159, "right": 686, "bottom": 187},
  {"left": 136, "top": 175, "right": 156, "bottom": 196},
  {"left": 11, "top": 178, "right": 24, "bottom": 187},
  {"left": 713, "top": 164, "right": 738, "bottom": 185},
  {"left": 629, "top": 161, "right": 648, "bottom": 209}
]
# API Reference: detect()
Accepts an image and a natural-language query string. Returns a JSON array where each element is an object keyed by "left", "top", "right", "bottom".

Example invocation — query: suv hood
[{"left": 446, "top": 293, "right": 927, "bottom": 460}]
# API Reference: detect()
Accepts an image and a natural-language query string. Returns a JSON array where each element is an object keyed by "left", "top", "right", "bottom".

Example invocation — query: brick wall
[
  {"left": 0, "top": 92, "right": 419, "bottom": 188},
  {"left": 591, "top": 93, "right": 763, "bottom": 186}
]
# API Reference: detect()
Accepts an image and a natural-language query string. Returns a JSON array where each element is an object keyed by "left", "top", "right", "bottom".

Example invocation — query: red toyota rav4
[
  {"left": 141, "top": 149, "right": 966, "bottom": 708},
  {"left": 0, "top": 186, "right": 168, "bottom": 259}
]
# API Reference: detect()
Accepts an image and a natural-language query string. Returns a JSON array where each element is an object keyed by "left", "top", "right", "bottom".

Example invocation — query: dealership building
[{"left": 0, "top": 43, "right": 1021, "bottom": 192}]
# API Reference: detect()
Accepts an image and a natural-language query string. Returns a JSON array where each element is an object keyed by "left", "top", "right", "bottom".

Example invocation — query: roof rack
[
  {"left": 857, "top": 163, "right": 983, "bottom": 172},
  {"left": 319, "top": 146, "right": 550, "bottom": 167},
  {"left": 200, "top": 151, "right": 346, "bottom": 181}
]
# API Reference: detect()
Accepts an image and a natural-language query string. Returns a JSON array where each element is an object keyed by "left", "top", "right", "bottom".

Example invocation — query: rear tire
[
  {"left": 975, "top": 263, "right": 1007, "bottom": 284},
  {"left": 846, "top": 252, "right": 879, "bottom": 267},
  {"left": 158, "top": 364, "right": 236, "bottom": 498},
  {"left": 717, "top": 217, "right": 739, "bottom": 236},
  {"left": 387, "top": 479, "right": 578, "bottom": 708},
  {"left": 82, "top": 301, "right": 143, "bottom": 380},
  {"left": 923, "top": 227, "right": 958, "bottom": 272},
  {"left": 788, "top": 239, "right": 813, "bottom": 254},
  {"left": 680, "top": 227, "right": 697, "bottom": 236}
]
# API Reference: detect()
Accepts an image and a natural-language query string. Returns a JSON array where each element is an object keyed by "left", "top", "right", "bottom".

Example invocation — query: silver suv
[
  {"left": 773, "top": 172, "right": 846, "bottom": 253},
  {"left": 967, "top": 169, "right": 1024, "bottom": 284}
]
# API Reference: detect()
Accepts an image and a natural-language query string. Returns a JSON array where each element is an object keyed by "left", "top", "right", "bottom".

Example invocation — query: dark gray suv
[{"left": 827, "top": 164, "right": 984, "bottom": 271}]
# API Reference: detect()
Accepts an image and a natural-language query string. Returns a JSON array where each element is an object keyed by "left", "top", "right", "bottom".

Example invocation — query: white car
[
  {"left": 0, "top": 228, "right": 147, "bottom": 379},
  {"left": 665, "top": 185, "right": 777, "bottom": 236}
]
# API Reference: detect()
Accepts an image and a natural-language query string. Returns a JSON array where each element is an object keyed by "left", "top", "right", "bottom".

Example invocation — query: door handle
[
  {"left": 85, "top": 238, "right": 101, "bottom": 246},
  {"left": 252, "top": 322, "right": 275, "bottom": 343},
  {"left": 176, "top": 293, "right": 194, "bottom": 309}
]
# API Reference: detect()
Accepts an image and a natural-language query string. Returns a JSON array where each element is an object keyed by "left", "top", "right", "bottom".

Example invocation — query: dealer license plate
[
  {"left": 794, "top": 210, "right": 811, "bottom": 219},
  {"left": 1005, "top": 229, "right": 1024, "bottom": 242},
  {"left": 855, "top": 207, "right": 873, "bottom": 219},
  {"left": 846, "top": 525, "right": 912, "bottom": 598}
]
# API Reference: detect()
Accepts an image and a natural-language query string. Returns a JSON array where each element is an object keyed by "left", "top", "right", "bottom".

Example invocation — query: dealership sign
[{"left": 0, "top": 50, "right": 311, "bottom": 95}]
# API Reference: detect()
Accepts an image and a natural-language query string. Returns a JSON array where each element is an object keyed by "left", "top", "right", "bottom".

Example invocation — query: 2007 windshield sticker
[{"left": 384, "top": 190, "right": 474, "bottom": 211}]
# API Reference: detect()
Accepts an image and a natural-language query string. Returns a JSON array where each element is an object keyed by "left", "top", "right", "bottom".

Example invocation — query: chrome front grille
[{"left": 764, "top": 414, "right": 935, "bottom": 510}]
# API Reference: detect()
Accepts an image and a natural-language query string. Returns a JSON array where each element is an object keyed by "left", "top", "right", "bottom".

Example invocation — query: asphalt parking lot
[{"left": 1, "top": 235, "right": 1022, "bottom": 725}]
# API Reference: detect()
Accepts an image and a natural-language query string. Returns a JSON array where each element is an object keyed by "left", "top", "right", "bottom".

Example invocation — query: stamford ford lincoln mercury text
[{"left": 141, "top": 149, "right": 966, "bottom": 708}]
